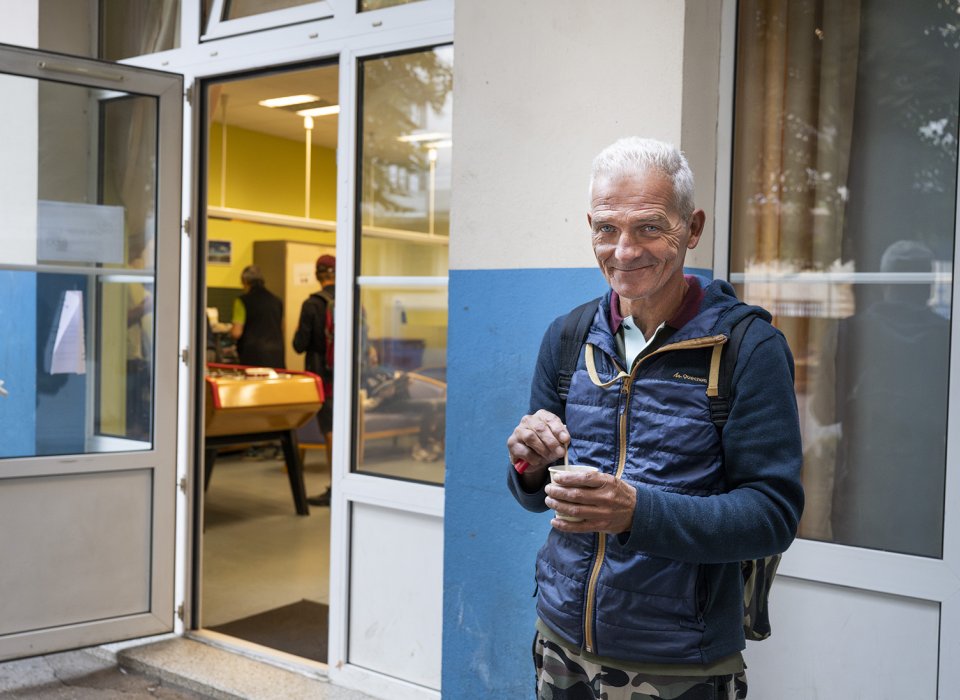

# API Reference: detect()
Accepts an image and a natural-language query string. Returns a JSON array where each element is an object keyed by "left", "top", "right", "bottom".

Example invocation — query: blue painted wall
[
  {"left": 0, "top": 271, "right": 36, "bottom": 458},
  {"left": 442, "top": 266, "right": 713, "bottom": 698}
]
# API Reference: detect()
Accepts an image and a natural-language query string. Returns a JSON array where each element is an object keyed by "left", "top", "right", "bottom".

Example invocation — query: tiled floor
[{"left": 201, "top": 447, "right": 333, "bottom": 628}]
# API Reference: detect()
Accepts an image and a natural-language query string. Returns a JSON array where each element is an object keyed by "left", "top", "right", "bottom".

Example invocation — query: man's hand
[
  {"left": 507, "top": 410, "right": 569, "bottom": 490},
  {"left": 545, "top": 470, "right": 637, "bottom": 535},
  {"left": 507, "top": 409, "right": 569, "bottom": 470}
]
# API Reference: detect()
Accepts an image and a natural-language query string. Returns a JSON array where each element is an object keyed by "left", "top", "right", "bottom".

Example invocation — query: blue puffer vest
[{"left": 535, "top": 286, "right": 758, "bottom": 663}]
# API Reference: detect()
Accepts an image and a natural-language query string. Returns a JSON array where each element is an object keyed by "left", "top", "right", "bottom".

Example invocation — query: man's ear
[
  {"left": 687, "top": 209, "right": 706, "bottom": 249},
  {"left": 586, "top": 212, "right": 593, "bottom": 229}
]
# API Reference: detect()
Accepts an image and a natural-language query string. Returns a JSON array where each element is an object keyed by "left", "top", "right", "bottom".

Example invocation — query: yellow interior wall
[
  {"left": 99, "top": 284, "right": 127, "bottom": 434},
  {"left": 206, "top": 122, "right": 337, "bottom": 289},
  {"left": 203, "top": 121, "right": 449, "bottom": 365},
  {"left": 206, "top": 219, "right": 335, "bottom": 288}
]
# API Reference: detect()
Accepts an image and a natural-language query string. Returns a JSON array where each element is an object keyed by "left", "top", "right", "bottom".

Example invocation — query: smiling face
[{"left": 588, "top": 170, "right": 704, "bottom": 306}]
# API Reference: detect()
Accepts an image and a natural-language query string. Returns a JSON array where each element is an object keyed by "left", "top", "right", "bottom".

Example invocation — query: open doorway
[{"left": 196, "top": 60, "right": 338, "bottom": 666}]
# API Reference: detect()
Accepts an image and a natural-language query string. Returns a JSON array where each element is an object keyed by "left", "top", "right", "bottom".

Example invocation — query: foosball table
[{"left": 204, "top": 363, "right": 324, "bottom": 515}]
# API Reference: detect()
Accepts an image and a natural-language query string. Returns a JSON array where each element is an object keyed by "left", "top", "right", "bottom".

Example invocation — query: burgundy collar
[{"left": 609, "top": 275, "right": 704, "bottom": 334}]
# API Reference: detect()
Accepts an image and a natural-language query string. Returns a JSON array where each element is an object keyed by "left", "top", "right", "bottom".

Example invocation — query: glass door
[{"left": 0, "top": 44, "right": 182, "bottom": 659}]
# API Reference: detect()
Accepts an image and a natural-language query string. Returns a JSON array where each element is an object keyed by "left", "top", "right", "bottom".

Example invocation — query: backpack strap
[
  {"left": 315, "top": 289, "right": 334, "bottom": 307},
  {"left": 557, "top": 297, "right": 602, "bottom": 401},
  {"left": 707, "top": 314, "right": 757, "bottom": 429}
]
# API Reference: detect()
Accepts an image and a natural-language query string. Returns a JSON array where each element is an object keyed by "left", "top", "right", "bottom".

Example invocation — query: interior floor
[
  {"left": 202, "top": 447, "right": 332, "bottom": 628},
  {"left": 200, "top": 437, "right": 444, "bottom": 636}
]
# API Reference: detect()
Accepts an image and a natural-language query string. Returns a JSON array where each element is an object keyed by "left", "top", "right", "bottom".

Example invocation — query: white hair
[{"left": 589, "top": 137, "right": 696, "bottom": 220}]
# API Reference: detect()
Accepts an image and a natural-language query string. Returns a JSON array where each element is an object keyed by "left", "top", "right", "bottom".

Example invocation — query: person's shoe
[{"left": 306, "top": 487, "right": 332, "bottom": 507}]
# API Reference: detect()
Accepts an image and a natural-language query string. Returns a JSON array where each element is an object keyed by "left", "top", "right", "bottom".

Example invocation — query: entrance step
[{"left": 118, "top": 637, "right": 378, "bottom": 700}]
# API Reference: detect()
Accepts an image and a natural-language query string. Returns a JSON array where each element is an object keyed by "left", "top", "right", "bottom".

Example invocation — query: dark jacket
[
  {"left": 508, "top": 277, "right": 804, "bottom": 664},
  {"left": 293, "top": 285, "right": 334, "bottom": 383},
  {"left": 236, "top": 285, "right": 284, "bottom": 368}
]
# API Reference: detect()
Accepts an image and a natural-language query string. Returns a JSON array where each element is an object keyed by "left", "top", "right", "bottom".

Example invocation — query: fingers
[
  {"left": 545, "top": 476, "right": 636, "bottom": 535},
  {"left": 507, "top": 410, "right": 570, "bottom": 470}
]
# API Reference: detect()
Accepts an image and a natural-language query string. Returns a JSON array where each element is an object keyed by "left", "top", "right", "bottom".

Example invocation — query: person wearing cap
[
  {"left": 230, "top": 264, "right": 284, "bottom": 369},
  {"left": 293, "top": 255, "right": 337, "bottom": 506}
]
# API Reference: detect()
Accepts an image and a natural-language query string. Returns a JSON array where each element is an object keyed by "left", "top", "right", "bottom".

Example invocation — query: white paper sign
[
  {"left": 50, "top": 290, "right": 86, "bottom": 375},
  {"left": 294, "top": 262, "right": 314, "bottom": 286},
  {"left": 37, "top": 200, "right": 125, "bottom": 264}
]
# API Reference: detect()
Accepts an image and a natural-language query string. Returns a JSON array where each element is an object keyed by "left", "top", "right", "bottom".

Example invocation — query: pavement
[{"left": 0, "top": 637, "right": 378, "bottom": 700}]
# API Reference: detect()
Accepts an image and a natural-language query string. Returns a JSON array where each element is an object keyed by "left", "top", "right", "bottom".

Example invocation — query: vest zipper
[{"left": 580, "top": 333, "right": 727, "bottom": 654}]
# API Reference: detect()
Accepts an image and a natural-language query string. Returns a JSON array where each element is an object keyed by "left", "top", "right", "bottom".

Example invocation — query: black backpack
[{"left": 556, "top": 298, "right": 779, "bottom": 641}]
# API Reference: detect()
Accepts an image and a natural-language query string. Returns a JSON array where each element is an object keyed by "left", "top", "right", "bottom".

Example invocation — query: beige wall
[
  {"left": 452, "top": 0, "right": 717, "bottom": 273},
  {"left": 0, "top": 2, "right": 39, "bottom": 265}
]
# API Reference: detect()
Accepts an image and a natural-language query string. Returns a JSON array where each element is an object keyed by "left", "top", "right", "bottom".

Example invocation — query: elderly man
[{"left": 507, "top": 137, "right": 803, "bottom": 699}]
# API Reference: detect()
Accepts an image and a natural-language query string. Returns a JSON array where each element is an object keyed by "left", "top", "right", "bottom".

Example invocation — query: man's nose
[{"left": 614, "top": 233, "right": 645, "bottom": 261}]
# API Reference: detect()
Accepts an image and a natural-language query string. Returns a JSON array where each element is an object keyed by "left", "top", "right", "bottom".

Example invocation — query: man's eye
[{"left": 597, "top": 224, "right": 616, "bottom": 234}]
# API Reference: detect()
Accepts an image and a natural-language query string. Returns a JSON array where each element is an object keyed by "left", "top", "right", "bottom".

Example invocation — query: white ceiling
[{"left": 208, "top": 64, "right": 340, "bottom": 150}]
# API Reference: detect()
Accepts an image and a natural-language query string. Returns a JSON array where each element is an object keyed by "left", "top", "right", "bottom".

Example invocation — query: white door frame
[{"left": 124, "top": 3, "right": 452, "bottom": 698}]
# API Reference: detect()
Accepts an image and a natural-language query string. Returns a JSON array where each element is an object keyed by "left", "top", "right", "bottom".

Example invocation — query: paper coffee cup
[{"left": 548, "top": 464, "right": 599, "bottom": 521}]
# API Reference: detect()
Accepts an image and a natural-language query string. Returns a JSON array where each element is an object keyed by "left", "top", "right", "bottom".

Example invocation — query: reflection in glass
[
  {"left": 355, "top": 45, "right": 452, "bottom": 484},
  {"left": 359, "top": 45, "right": 454, "bottom": 249},
  {"left": 222, "top": 0, "right": 319, "bottom": 20},
  {"left": 359, "top": 0, "right": 423, "bottom": 12},
  {"left": 100, "top": 0, "right": 180, "bottom": 60},
  {"left": 731, "top": 1, "right": 956, "bottom": 557},
  {"left": 0, "top": 77, "right": 158, "bottom": 458}
]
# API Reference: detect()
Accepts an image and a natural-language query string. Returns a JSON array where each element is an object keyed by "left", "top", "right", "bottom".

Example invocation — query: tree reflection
[{"left": 360, "top": 46, "right": 454, "bottom": 229}]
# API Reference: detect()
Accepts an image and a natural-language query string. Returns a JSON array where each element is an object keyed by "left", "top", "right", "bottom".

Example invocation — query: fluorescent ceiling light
[
  {"left": 296, "top": 105, "right": 340, "bottom": 117},
  {"left": 397, "top": 131, "right": 452, "bottom": 143},
  {"left": 258, "top": 94, "right": 320, "bottom": 108}
]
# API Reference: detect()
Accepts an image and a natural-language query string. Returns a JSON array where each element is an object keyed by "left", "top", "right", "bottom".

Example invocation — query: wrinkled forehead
[{"left": 589, "top": 170, "right": 679, "bottom": 212}]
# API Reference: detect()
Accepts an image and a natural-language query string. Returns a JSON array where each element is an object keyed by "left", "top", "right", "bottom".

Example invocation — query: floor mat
[{"left": 209, "top": 599, "right": 328, "bottom": 663}]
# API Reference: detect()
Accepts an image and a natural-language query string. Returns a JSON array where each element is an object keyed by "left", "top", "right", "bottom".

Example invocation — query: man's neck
[{"left": 620, "top": 276, "right": 689, "bottom": 337}]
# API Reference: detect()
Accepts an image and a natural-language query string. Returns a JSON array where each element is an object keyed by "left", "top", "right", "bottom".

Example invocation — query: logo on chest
[
  {"left": 671, "top": 371, "right": 707, "bottom": 385},
  {"left": 657, "top": 352, "right": 712, "bottom": 387}
]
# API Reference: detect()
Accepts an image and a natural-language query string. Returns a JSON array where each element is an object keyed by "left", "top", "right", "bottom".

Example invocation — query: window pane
[
  {"left": 730, "top": 0, "right": 956, "bottom": 557},
  {"left": 223, "top": 0, "right": 318, "bottom": 20},
  {"left": 100, "top": 0, "right": 180, "bottom": 60},
  {"left": 355, "top": 45, "right": 453, "bottom": 484},
  {"left": 359, "top": 0, "right": 423, "bottom": 11},
  {"left": 0, "top": 76, "right": 158, "bottom": 457}
]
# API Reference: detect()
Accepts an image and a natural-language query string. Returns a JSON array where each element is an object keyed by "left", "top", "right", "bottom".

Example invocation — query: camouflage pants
[{"left": 533, "top": 632, "right": 748, "bottom": 700}]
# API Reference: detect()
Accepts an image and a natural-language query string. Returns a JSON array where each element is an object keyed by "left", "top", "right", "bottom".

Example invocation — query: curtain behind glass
[
  {"left": 731, "top": 0, "right": 957, "bottom": 558},
  {"left": 359, "top": 0, "right": 422, "bottom": 11},
  {"left": 100, "top": 0, "right": 179, "bottom": 60},
  {"left": 223, "top": 0, "right": 315, "bottom": 20}
]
